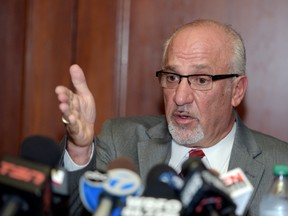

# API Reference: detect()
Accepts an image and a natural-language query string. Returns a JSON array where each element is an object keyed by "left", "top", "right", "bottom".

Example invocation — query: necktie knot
[
  {"left": 189, "top": 149, "right": 205, "bottom": 158},
  {"left": 179, "top": 149, "right": 205, "bottom": 177}
]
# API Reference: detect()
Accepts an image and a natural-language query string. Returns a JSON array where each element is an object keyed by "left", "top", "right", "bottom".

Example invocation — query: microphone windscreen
[
  {"left": 104, "top": 158, "right": 141, "bottom": 197},
  {"left": 93, "top": 158, "right": 142, "bottom": 216},
  {"left": 143, "top": 164, "right": 183, "bottom": 199},
  {"left": 180, "top": 163, "right": 236, "bottom": 216},
  {"left": 181, "top": 156, "right": 206, "bottom": 178},
  {"left": 20, "top": 135, "right": 61, "bottom": 167},
  {"left": 0, "top": 155, "right": 51, "bottom": 215},
  {"left": 79, "top": 171, "right": 107, "bottom": 213}
]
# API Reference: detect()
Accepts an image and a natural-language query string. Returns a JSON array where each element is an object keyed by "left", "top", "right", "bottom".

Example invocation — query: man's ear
[{"left": 231, "top": 75, "right": 248, "bottom": 107}]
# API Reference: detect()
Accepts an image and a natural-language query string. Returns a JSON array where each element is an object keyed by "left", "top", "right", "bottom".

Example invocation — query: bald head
[{"left": 163, "top": 20, "right": 246, "bottom": 75}]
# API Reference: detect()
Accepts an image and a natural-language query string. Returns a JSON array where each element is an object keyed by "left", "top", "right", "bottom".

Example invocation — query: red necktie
[
  {"left": 179, "top": 149, "right": 205, "bottom": 177},
  {"left": 189, "top": 149, "right": 205, "bottom": 158}
]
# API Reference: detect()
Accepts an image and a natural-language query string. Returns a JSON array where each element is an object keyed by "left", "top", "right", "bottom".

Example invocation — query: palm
[{"left": 56, "top": 64, "right": 96, "bottom": 147}]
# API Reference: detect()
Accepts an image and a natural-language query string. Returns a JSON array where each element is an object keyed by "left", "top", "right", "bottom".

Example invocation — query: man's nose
[{"left": 173, "top": 78, "right": 194, "bottom": 106}]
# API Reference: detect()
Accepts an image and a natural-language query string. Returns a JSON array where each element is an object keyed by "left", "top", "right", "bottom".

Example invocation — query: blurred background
[{"left": 1, "top": 0, "right": 288, "bottom": 156}]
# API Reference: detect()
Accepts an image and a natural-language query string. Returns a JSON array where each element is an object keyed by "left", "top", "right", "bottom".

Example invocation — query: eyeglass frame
[{"left": 155, "top": 70, "right": 240, "bottom": 91}]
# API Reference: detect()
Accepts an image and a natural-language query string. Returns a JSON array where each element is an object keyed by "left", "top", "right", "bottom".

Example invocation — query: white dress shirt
[
  {"left": 64, "top": 123, "right": 236, "bottom": 174},
  {"left": 64, "top": 144, "right": 94, "bottom": 171},
  {"left": 169, "top": 122, "right": 236, "bottom": 175}
]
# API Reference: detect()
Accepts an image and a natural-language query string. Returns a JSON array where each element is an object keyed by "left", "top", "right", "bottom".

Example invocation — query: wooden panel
[
  {"left": 127, "top": 0, "right": 288, "bottom": 141},
  {"left": 0, "top": 0, "right": 26, "bottom": 155},
  {"left": 22, "top": 0, "right": 75, "bottom": 142},
  {"left": 1, "top": 0, "right": 288, "bottom": 158},
  {"left": 76, "top": 0, "right": 118, "bottom": 133},
  {"left": 126, "top": 1, "right": 169, "bottom": 116}
]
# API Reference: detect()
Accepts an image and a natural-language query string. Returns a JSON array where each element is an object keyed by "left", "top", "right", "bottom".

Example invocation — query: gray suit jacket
[{"left": 62, "top": 113, "right": 288, "bottom": 216}]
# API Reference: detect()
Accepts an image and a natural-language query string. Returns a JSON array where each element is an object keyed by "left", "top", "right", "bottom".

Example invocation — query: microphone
[
  {"left": 0, "top": 135, "right": 67, "bottom": 215},
  {"left": 94, "top": 157, "right": 142, "bottom": 216},
  {"left": 79, "top": 157, "right": 142, "bottom": 216},
  {"left": 180, "top": 157, "right": 236, "bottom": 216},
  {"left": 220, "top": 168, "right": 253, "bottom": 216},
  {"left": 20, "top": 135, "right": 61, "bottom": 168},
  {"left": 143, "top": 164, "right": 183, "bottom": 199},
  {"left": 20, "top": 135, "right": 69, "bottom": 208},
  {"left": 0, "top": 155, "right": 51, "bottom": 215},
  {"left": 122, "top": 164, "right": 183, "bottom": 216},
  {"left": 79, "top": 170, "right": 107, "bottom": 213}
]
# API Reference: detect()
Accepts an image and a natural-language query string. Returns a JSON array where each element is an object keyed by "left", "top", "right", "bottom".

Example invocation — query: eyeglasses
[{"left": 155, "top": 70, "right": 239, "bottom": 91}]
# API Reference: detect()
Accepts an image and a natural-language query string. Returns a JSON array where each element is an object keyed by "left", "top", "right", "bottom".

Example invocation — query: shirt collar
[
  {"left": 202, "top": 122, "right": 236, "bottom": 174},
  {"left": 169, "top": 122, "right": 236, "bottom": 174}
]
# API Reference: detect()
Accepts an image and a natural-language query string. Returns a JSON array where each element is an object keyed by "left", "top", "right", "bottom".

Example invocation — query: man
[{"left": 55, "top": 19, "right": 288, "bottom": 215}]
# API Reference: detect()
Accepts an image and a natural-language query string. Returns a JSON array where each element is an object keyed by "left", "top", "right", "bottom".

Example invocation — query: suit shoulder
[
  {"left": 250, "top": 129, "right": 288, "bottom": 157},
  {"left": 251, "top": 129, "right": 288, "bottom": 146},
  {"left": 107, "top": 115, "right": 166, "bottom": 128}
]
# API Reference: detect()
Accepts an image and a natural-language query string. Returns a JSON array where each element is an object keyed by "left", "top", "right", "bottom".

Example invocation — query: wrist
[{"left": 66, "top": 140, "right": 93, "bottom": 165}]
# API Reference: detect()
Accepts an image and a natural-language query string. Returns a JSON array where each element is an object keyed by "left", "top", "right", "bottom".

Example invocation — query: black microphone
[
  {"left": 180, "top": 157, "right": 236, "bottom": 216},
  {"left": 143, "top": 164, "right": 183, "bottom": 199},
  {"left": 20, "top": 135, "right": 61, "bottom": 168},
  {"left": 20, "top": 135, "right": 69, "bottom": 215},
  {"left": 0, "top": 135, "right": 67, "bottom": 215},
  {"left": 0, "top": 154, "right": 51, "bottom": 215},
  {"left": 20, "top": 135, "right": 69, "bottom": 194},
  {"left": 122, "top": 164, "right": 183, "bottom": 216}
]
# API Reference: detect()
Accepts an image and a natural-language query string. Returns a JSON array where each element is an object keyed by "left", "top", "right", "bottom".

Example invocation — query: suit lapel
[
  {"left": 229, "top": 116, "right": 265, "bottom": 211},
  {"left": 137, "top": 118, "right": 172, "bottom": 180},
  {"left": 135, "top": 113, "right": 266, "bottom": 211}
]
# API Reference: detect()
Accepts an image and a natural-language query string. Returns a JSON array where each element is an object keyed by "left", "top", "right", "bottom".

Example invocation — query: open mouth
[
  {"left": 174, "top": 111, "right": 192, "bottom": 118},
  {"left": 178, "top": 114, "right": 189, "bottom": 119},
  {"left": 173, "top": 112, "right": 196, "bottom": 124}
]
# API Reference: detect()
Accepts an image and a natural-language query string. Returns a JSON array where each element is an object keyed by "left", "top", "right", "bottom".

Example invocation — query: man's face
[{"left": 163, "top": 26, "right": 238, "bottom": 148}]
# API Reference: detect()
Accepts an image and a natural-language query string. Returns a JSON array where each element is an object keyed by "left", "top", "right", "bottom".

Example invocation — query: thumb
[{"left": 69, "top": 64, "right": 90, "bottom": 96}]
